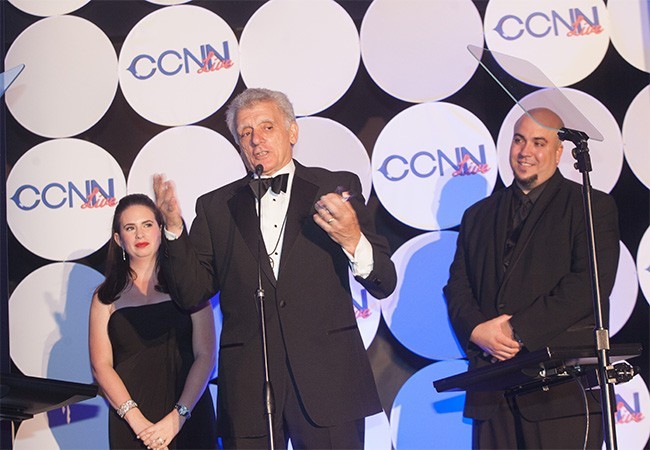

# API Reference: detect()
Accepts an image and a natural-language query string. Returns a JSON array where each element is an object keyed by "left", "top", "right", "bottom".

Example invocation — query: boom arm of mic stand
[{"left": 557, "top": 127, "right": 618, "bottom": 450}]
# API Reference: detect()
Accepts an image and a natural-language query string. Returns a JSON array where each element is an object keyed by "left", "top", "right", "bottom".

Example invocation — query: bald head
[{"left": 514, "top": 107, "right": 564, "bottom": 142}]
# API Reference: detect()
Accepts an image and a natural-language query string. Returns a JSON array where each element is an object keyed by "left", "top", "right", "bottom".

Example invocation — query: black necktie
[
  {"left": 249, "top": 173, "right": 289, "bottom": 199},
  {"left": 503, "top": 191, "right": 533, "bottom": 269},
  {"left": 512, "top": 194, "right": 532, "bottom": 232}
]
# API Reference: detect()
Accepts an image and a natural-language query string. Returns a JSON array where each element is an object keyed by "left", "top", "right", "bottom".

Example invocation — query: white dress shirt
[{"left": 165, "top": 160, "right": 374, "bottom": 280}]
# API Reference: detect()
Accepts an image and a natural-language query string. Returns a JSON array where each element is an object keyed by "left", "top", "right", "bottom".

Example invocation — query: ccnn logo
[
  {"left": 616, "top": 392, "right": 645, "bottom": 424},
  {"left": 354, "top": 289, "right": 372, "bottom": 320},
  {"left": 10, "top": 179, "right": 117, "bottom": 211},
  {"left": 377, "top": 145, "right": 490, "bottom": 182},
  {"left": 494, "top": 7, "right": 603, "bottom": 40},
  {"left": 127, "top": 41, "right": 234, "bottom": 80}
]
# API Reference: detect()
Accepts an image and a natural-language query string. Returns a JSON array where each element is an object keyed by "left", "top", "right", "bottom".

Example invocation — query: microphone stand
[
  {"left": 557, "top": 128, "right": 618, "bottom": 450},
  {"left": 254, "top": 164, "right": 276, "bottom": 450}
]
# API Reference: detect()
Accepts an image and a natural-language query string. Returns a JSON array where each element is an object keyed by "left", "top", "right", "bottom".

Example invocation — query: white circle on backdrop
[
  {"left": 380, "top": 231, "right": 464, "bottom": 360},
  {"left": 484, "top": 0, "right": 610, "bottom": 87},
  {"left": 118, "top": 5, "right": 239, "bottom": 126},
  {"left": 390, "top": 360, "right": 471, "bottom": 449},
  {"left": 5, "top": 15, "right": 118, "bottom": 138},
  {"left": 605, "top": 373, "right": 650, "bottom": 450},
  {"left": 6, "top": 139, "right": 126, "bottom": 261},
  {"left": 10, "top": 262, "right": 109, "bottom": 450},
  {"left": 7, "top": 0, "right": 89, "bottom": 17},
  {"left": 360, "top": 0, "right": 483, "bottom": 103},
  {"left": 637, "top": 226, "right": 650, "bottom": 307},
  {"left": 127, "top": 126, "right": 246, "bottom": 229},
  {"left": 608, "top": 0, "right": 650, "bottom": 73},
  {"left": 623, "top": 85, "right": 650, "bottom": 189},
  {"left": 14, "top": 398, "right": 108, "bottom": 450},
  {"left": 372, "top": 102, "right": 498, "bottom": 231},
  {"left": 146, "top": 0, "right": 191, "bottom": 5},
  {"left": 239, "top": 0, "right": 359, "bottom": 116},
  {"left": 497, "top": 88, "right": 623, "bottom": 193},
  {"left": 9, "top": 262, "right": 103, "bottom": 379},
  {"left": 293, "top": 117, "right": 371, "bottom": 202},
  {"left": 348, "top": 271, "right": 382, "bottom": 349},
  {"left": 610, "top": 241, "right": 639, "bottom": 336}
]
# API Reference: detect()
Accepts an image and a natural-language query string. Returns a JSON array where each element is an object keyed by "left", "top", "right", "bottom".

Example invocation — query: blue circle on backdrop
[
  {"left": 390, "top": 360, "right": 471, "bottom": 449},
  {"left": 381, "top": 231, "right": 465, "bottom": 360}
]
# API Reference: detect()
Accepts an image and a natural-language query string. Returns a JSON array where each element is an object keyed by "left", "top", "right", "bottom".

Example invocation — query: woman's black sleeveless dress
[{"left": 107, "top": 301, "right": 217, "bottom": 449}]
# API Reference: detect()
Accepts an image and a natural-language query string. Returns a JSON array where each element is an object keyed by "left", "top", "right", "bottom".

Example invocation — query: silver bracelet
[{"left": 116, "top": 399, "right": 138, "bottom": 418}]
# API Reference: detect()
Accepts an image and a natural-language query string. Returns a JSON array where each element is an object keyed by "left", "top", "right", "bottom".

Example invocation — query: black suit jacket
[
  {"left": 161, "top": 161, "right": 397, "bottom": 437},
  {"left": 444, "top": 170, "right": 619, "bottom": 421}
]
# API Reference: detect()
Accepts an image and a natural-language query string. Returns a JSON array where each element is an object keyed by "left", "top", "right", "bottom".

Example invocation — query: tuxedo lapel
[
  {"left": 228, "top": 181, "right": 277, "bottom": 287},
  {"left": 278, "top": 168, "right": 319, "bottom": 276}
]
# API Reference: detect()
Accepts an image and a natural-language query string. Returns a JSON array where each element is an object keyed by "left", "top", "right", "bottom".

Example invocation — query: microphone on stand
[
  {"left": 255, "top": 164, "right": 264, "bottom": 289},
  {"left": 253, "top": 163, "right": 275, "bottom": 449}
]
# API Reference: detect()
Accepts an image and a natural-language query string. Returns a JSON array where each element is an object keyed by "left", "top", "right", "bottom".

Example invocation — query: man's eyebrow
[{"left": 238, "top": 119, "right": 273, "bottom": 130}]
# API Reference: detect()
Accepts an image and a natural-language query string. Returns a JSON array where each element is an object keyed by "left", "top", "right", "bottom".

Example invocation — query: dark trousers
[
  {"left": 472, "top": 396, "right": 603, "bottom": 449},
  {"left": 222, "top": 294, "right": 366, "bottom": 450},
  {"left": 221, "top": 356, "right": 364, "bottom": 450}
]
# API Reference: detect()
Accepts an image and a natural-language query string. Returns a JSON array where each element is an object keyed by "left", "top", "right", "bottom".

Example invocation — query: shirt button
[
  {"left": 497, "top": 303, "right": 505, "bottom": 310},
  {"left": 279, "top": 300, "right": 286, "bottom": 308}
]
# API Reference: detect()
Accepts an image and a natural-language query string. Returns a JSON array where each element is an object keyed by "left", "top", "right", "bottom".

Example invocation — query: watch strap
[{"left": 174, "top": 403, "right": 191, "bottom": 420}]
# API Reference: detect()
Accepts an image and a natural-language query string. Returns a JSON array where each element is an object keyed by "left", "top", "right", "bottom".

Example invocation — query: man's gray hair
[{"left": 225, "top": 88, "right": 296, "bottom": 144}]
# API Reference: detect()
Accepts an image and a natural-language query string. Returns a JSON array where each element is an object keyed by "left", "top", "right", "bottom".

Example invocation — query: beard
[{"left": 514, "top": 172, "right": 538, "bottom": 190}]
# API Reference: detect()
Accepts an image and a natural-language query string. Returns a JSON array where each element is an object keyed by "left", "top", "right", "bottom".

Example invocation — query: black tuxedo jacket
[
  {"left": 161, "top": 161, "right": 396, "bottom": 437},
  {"left": 444, "top": 170, "right": 619, "bottom": 421}
]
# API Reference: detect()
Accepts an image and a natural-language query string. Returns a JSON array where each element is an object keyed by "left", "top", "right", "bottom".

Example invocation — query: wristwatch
[{"left": 174, "top": 403, "right": 191, "bottom": 420}]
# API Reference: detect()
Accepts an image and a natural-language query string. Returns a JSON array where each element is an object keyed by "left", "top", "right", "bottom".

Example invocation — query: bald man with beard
[{"left": 444, "top": 108, "right": 620, "bottom": 449}]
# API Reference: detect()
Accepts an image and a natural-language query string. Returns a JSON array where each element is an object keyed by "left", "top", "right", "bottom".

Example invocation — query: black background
[{"left": 2, "top": 0, "right": 649, "bottom": 446}]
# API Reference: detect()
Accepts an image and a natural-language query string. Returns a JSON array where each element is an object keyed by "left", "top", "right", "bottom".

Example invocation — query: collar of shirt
[{"left": 513, "top": 177, "right": 549, "bottom": 205}]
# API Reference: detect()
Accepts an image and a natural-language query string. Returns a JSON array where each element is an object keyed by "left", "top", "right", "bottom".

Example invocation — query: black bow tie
[{"left": 249, "top": 173, "right": 289, "bottom": 198}]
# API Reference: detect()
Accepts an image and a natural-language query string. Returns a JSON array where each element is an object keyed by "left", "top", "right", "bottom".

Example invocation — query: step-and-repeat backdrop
[{"left": 3, "top": 0, "right": 649, "bottom": 448}]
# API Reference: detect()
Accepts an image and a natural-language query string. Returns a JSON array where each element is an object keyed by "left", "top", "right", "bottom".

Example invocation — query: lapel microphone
[{"left": 253, "top": 164, "right": 265, "bottom": 200}]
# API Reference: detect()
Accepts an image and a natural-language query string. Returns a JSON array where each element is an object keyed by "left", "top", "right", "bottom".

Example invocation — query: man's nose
[
  {"left": 519, "top": 142, "right": 533, "bottom": 156},
  {"left": 251, "top": 130, "right": 263, "bottom": 145}
]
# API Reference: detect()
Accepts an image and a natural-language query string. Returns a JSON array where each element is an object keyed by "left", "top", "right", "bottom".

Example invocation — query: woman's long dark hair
[{"left": 95, "top": 193, "right": 169, "bottom": 304}]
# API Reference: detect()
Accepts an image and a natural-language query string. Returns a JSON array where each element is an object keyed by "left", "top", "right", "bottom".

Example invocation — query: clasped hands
[
  {"left": 313, "top": 189, "right": 361, "bottom": 256},
  {"left": 136, "top": 409, "right": 185, "bottom": 450},
  {"left": 469, "top": 314, "right": 522, "bottom": 362}
]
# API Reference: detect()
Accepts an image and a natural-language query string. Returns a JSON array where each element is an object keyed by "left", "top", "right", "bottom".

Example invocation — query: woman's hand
[{"left": 137, "top": 410, "right": 185, "bottom": 449}]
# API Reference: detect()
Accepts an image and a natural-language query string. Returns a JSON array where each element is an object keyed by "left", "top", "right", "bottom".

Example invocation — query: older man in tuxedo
[
  {"left": 444, "top": 108, "right": 620, "bottom": 449},
  {"left": 154, "top": 88, "right": 396, "bottom": 449}
]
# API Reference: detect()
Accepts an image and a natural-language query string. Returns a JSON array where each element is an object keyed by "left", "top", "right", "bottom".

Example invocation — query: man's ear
[{"left": 289, "top": 122, "right": 299, "bottom": 145}]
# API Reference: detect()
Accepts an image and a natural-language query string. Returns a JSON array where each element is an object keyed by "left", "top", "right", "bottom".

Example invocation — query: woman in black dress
[{"left": 89, "top": 194, "right": 217, "bottom": 449}]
